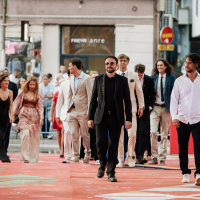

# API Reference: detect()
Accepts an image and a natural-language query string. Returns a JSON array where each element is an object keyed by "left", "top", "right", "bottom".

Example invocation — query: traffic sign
[
  {"left": 160, "top": 27, "right": 174, "bottom": 45},
  {"left": 158, "top": 44, "right": 174, "bottom": 51}
]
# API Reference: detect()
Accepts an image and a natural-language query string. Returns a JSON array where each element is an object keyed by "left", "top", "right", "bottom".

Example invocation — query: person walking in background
[
  {"left": 0, "top": 67, "right": 18, "bottom": 154},
  {"left": 17, "top": 77, "right": 27, "bottom": 94},
  {"left": 171, "top": 53, "right": 200, "bottom": 185},
  {"left": 9, "top": 68, "right": 21, "bottom": 84},
  {"left": 13, "top": 76, "right": 43, "bottom": 163},
  {"left": 134, "top": 64, "right": 156, "bottom": 164},
  {"left": 49, "top": 78, "right": 66, "bottom": 158},
  {"left": 150, "top": 58, "right": 176, "bottom": 165},
  {"left": 88, "top": 56, "right": 132, "bottom": 182},
  {"left": 116, "top": 54, "right": 144, "bottom": 168},
  {"left": 47, "top": 73, "right": 53, "bottom": 83},
  {"left": 89, "top": 71, "right": 99, "bottom": 164},
  {"left": 56, "top": 71, "right": 73, "bottom": 163},
  {"left": 39, "top": 75, "right": 54, "bottom": 133},
  {"left": 54, "top": 65, "right": 68, "bottom": 84},
  {"left": 65, "top": 58, "right": 93, "bottom": 164},
  {"left": 0, "top": 73, "right": 13, "bottom": 163}
]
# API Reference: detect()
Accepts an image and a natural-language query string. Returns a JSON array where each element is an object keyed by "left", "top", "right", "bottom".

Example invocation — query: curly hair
[
  {"left": 152, "top": 58, "right": 174, "bottom": 75},
  {"left": 0, "top": 73, "right": 9, "bottom": 88},
  {"left": 22, "top": 76, "right": 39, "bottom": 96},
  {"left": 185, "top": 53, "right": 200, "bottom": 69}
]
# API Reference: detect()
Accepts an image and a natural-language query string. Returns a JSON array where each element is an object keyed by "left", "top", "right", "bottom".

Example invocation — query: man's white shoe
[
  {"left": 127, "top": 156, "right": 135, "bottom": 167},
  {"left": 195, "top": 174, "right": 200, "bottom": 186},
  {"left": 67, "top": 157, "right": 79, "bottom": 163},
  {"left": 182, "top": 174, "right": 190, "bottom": 183},
  {"left": 82, "top": 153, "right": 90, "bottom": 164},
  {"left": 62, "top": 157, "right": 71, "bottom": 163},
  {"left": 116, "top": 161, "right": 125, "bottom": 168},
  {"left": 94, "top": 160, "right": 100, "bottom": 164}
]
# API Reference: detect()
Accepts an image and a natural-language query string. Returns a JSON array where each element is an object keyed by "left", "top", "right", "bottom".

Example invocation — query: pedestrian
[
  {"left": 116, "top": 54, "right": 144, "bottom": 168},
  {"left": 64, "top": 58, "right": 93, "bottom": 164},
  {"left": 0, "top": 67, "right": 18, "bottom": 154},
  {"left": 13, "top": 76, "right": 43, "bottom": 163},
  {"left": 134, "top": 64, "right": 156, "bottom": 164},
  {"left": 89, "top": 71, "right": 99, "bottom": 164},
  {"left": 17, "top": 77, "right": 27, "bottom": 94},
  {"left": 54, "top": 65, "right": 68, "bottom": 84},
  {"left": 39, "top": 75, "right": 54, "bottom": 133},
  {"left": 88, "top": 56, "right": 132, "bottom": 182},
  {"left": 9, "top": 68, "right": 21, "bottom": 84},
  {"left": 56, "top": 70, "right": 73, "bottom": 163},
  {"left": 150, "top": 58, "right": 176, "bottom": 165},
  {"left": 49, "top": 78, "right": 66, "bottom": 158},
  {"left": 171, "top": 53, "right": 200, "bottom": 185},
  {"left": 0, "top": 73, "right": 13, "bottom": 163}
]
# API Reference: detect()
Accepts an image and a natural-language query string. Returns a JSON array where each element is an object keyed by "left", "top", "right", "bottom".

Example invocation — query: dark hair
[
  {"left": 47, "top": 73, "right": 52, "bottom": 79},
  {"left": 117, "top": 54, "right": 130, "bottom": 62},
  {"left": 67, "top": 69, "right": 70, "bottom": 76},
  {"left": 185, "top": 53, "right": 200, "bottom": 69},
  {"left": 69, "top": 57, "right": 82, "bottom": 70},
  {"left": 0, "top": 73, "right": 9, "bottom": 88},
  {"left": 32, "top": 73, "right": 39, "bottom": 78},
  {"left": 14, "top": 68, "right": 21, "bottom": 72},
  {"left": 152, "top": 58, "right": 174, "bottom": 75},
  {"left": 134, "top": 64, "right": 145, "bottom": 73},
  {"left": 105, "top": 56, "right": 118, "bottom": 64},
  {"left": 17, "top": 77, "right": 27, "bottom": 89}
]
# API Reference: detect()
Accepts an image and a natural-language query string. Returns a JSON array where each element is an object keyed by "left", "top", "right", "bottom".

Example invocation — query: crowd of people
[{"left": 0, "top": 53, "right": 200, "bottom": 185}]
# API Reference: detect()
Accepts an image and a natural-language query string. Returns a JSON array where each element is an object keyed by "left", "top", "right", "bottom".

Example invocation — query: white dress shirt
[
  {"left": 139, "top": 74, "right": 144, "bottom": 88},
  {"left": 9, "top": 74, "right": 19, "bottom": 84},
  {"left": 170, "top": 73, "right": 200, "bottom": 124},
  {"left": 155, "top": 73, "right": 166, "bottom": 105},
  {"left": 117, "top": 69, "right": 128, "bottom": 78},
  {"left": 54, "top": 73, "right": 68, "bottom": 84}
]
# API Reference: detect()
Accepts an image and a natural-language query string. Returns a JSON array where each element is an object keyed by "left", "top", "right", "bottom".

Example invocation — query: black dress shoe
[
  {"left": 97, "top": 167, "right": 105, "bottom": 178},
  {"left": 136, "top": 157, "right": 148, "bottom": 164},
  {"left": 108, "top": 174, "right": 117, "bottom": 182}
]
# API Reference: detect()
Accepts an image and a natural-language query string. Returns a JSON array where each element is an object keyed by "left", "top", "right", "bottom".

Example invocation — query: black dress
[{"left": 0, "top": 96, "right": 11, "bottom": 162}]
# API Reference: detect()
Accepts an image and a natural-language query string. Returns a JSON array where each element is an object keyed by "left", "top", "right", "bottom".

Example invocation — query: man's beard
[
  {"left": 106, "top": 68, "right": 115, "bottom": 73},
  {"left": 185, "top": 68, "right": 195, "bottom": 73}
]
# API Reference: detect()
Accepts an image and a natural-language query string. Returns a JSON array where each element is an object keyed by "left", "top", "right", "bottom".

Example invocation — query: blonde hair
[{"left": 22, "top": 76, "right": 39, "bottom": 96}]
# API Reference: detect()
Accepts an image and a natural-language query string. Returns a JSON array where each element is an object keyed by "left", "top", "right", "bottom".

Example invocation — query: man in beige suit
[
  {"left": 65, "top": 58, "right": 93, "bottom": 164},
  {"left": 116, "top": 54, "right": 144, "bottom": 167}
]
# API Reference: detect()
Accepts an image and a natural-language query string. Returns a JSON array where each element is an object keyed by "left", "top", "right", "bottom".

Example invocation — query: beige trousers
[
  {"left": 118, "top": 113, "right": 137, "bottom": 162},
  {"left": 20, "top": 129, "right": 40, "bottom": 163},
  {"left": 150, "top": 106, "right": 171, "bottom": 160},
  {"left": 67, "top": 108, "right": 90, "bottom": 159}
]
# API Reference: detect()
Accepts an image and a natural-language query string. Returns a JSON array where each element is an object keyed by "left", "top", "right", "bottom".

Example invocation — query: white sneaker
[
  {"left": 116, "top": 161, "right": 125, "bottom": 168},
  {"left": 67, "top": 157, "right": 79, "bottom": 163},
  {"left": 127, "top": 156, "right": 135, "bottom": 167},
  {"left": 82, "top": 153, "right": 90, "bottom": 164},
  {"left": 195, "top": 174, "right": 200, "bottom": 186},
  {"left": 182, "top": 174, "right": 190, "bottom": 183},
  {"left": 94, "top": 160, "right": 100, "bottom": 164},
  {"left": 62, "top": 157, "right": 71, "bottom": 163}
]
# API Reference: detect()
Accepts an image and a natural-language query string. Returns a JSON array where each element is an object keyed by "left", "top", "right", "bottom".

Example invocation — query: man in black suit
[
  {"left": 88, "top": 56, "right": 132, "bottom": 182},
  {"left": 0, "top": 67, "right": 18, "bottom": 152},
  {"left": 134, "top": 64, "right": 156, "bottom": 164}
]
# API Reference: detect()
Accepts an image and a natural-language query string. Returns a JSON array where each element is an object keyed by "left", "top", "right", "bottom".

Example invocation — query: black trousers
[
  {"left": 177, "top": 121, "right": 200, "bottom": 176},
  {"left": 4, "top": 122, "right": 11, "bottom": 153},
  {"left": 135, "top": 110, "right": 151, "bottom": 158},
  {"left": 89, "top": 128, "right": 98, "bottom": 160},
  {"left": 95, "top": 112, "right": 122, "bottom": 175}
]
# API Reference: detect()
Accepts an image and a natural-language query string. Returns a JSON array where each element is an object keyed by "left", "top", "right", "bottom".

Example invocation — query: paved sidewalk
[{"left": 0, "top": 153, "right": 199, "bottom": 200}]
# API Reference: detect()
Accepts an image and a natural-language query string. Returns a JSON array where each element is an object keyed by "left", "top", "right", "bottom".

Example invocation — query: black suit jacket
[
  {"left": 142, "top": 74, "right": 156, "bottom": 111},
  {"left": 8, "top": 81, "right": 18, "bottom": 101},
  {"left": 88, "top": 73, "right": 132, "bottom": 126}
]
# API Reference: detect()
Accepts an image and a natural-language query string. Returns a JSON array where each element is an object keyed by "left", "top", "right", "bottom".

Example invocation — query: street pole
[{"left": 1, "top": 0, "right": 7, "bottom": 68}]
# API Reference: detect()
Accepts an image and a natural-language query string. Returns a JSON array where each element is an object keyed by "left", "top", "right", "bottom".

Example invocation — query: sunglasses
[{"left": 105, "top": 62, "right": 115, "bottom": 66}]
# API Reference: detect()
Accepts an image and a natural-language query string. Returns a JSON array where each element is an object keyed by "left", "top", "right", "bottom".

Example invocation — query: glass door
[{"left": 61, "top": 56, "right": 88, "bottom": 74}]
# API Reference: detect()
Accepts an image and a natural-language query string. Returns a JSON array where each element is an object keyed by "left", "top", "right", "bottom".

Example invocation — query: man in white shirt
[
  {"left": 116, "top": 54, "right": 144, "bottom": 168},
  {"left": 150, "top": 59, "right": 176, "bottom": 165},
  {"left": 54, "top": 65, "right": 68, "bottom": 84},
  {"left": 171, "top": 53, "right": 200, "bottom": 186},
  {"left": 9, "top": 68, "right": 21, "bottom": 84}
]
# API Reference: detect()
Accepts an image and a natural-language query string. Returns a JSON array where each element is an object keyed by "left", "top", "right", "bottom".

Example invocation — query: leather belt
[{"left": 154, "top": 103, "right": 165, "bottom": 108}]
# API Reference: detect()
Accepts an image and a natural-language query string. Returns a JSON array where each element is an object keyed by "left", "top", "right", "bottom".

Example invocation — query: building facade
[{"left": 0, "top": 0, "right": 159, "bottom": 78}]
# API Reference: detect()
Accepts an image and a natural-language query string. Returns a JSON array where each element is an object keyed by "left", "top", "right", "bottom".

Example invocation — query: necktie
[
  {"left": 122, "top": 72, "right": 125, "bottom": 76},
  {"left": 161, "top": 76, "right": 164, "bottom": 102}
]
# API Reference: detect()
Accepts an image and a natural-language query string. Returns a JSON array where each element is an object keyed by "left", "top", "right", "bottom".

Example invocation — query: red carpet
[{"left": 0, "top": 154, "right": 199, "bottom": 200}]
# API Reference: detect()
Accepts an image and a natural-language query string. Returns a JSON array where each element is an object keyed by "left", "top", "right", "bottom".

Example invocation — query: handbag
[{"left": 14, "top": 115, "right": 19, "bottom": 124}]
